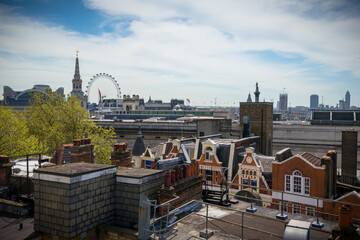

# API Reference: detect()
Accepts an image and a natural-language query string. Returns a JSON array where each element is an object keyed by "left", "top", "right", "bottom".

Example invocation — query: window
[
  {"left": 215, "top": 172, "right": 218, "bottom": 184},
  {"left": 205, "top": 147, "right": 213, "bottom": 162},
  {"left": 305, "top": 178, "right": 310, "bottom": 195},
  {"left": 253, "top": 171, "right": 257, "bottom": 176},
  {"left": 279, "top": 201, "right": 288, "bottom": 212},
  {"left": 306, "top": 207, "right": 315, "bottom": 216},
  {"left": 284, "top": 171, "right": 310, "bottom": 196},
  {"left": 242, "top": 179, "right": 248, "bottom": 185},
  {"left": 292, "top": 204, "right": 301, "bottom": 214},
  {"left": 145, "top": 160, "right": 152, "bottom": 169},
  {"left": 206, "top": 170, "right": 212, "bottom": 182},
  {"left": 293, "top": 171, "right": 302, "bottom": 193},
  {"left": 251, "top": 180, "right": 257, "bottom": 186},
  {"left": 285, "top": 175, "right": 291, "bottom": 191}
]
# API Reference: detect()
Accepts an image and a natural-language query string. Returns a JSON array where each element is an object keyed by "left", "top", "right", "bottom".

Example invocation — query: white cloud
[{"left": 0, "top": 1, "right": 359, "bottom": 106}]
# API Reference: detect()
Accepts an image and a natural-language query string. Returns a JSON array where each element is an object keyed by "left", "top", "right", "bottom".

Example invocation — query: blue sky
[{"left": 0, "top": 0, "right": 359, "bottom": 107}]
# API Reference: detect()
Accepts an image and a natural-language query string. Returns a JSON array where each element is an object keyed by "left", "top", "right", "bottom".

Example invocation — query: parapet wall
[
  {"left": 115, "top": 167, "right": 165, "bottom": 228},
  {"left": 33, "top": 163, "right": 117, "bottom": 239}
]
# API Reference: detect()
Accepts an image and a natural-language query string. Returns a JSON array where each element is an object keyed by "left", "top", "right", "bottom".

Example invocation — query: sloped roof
[
  {"left": 255, "top": 155, "right": 275, "bottom": 173},
  {"left": 336, "top": 190, "right": 360, "bottom": 201},
  {"left": 132, "top": 127, "right": 146, "bottom": 156},
  {"left": 300, "top": 152, "right": 322, "bottom": 167},
  {"left": 151, "top": 144, "right": 164, "bottom": 159}
]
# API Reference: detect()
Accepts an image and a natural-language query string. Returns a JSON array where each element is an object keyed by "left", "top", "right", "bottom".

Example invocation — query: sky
[{"left": 0, "top": 0, "right": 359, "bottom": 107}]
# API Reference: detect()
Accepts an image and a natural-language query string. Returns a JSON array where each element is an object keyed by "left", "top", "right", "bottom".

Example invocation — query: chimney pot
[{"left": 338, "top": 206, "right": 350, "bottom": 228}]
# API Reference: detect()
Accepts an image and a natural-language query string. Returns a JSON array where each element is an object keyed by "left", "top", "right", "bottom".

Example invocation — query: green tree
[
  {"left": 24, "top": 90, "right": 116, "bottom": 164},
  {"left": 0, "top": 107, "right": 39, "bottom": 157}
]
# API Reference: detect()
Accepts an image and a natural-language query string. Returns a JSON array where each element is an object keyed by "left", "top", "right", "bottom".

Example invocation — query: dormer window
[{"left": 205, "top": 147, "right": 213, "bottom": 162}]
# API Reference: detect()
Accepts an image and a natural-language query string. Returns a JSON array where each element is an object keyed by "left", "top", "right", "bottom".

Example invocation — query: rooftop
[
  {"left": 300, "top": 152, "right": 322, "bottom": 167},
  {"left": 116, "top": 167, "right": 164, "bottom": 179},
  {"left": 34, "top": 162, "right": 115, "bottom": 176}
]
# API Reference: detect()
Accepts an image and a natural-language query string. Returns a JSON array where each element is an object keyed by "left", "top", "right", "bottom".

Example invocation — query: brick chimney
[
  {"left": 326, "top": 150, "right": 337, "bottom": 199},
  {"left": 341, "top": 130, "right": 358, "bottom": 185},
  {"left": 329, "top": 205, "right": 359, "bottom": 240},
  {"left": 275, "top": 148, "right": 293, "bottom": 162},
  {"left": 321, "top": 155, "right": 336, "bottom": 199},
  {"left": 111, "top": 142, "right": 131, "bottom": 167},
  {"left": 0, "top": 155, "right": 12, "bottom": 184},
  {"left": 70, "top": 138, "right": 95, "bottom": 163}
]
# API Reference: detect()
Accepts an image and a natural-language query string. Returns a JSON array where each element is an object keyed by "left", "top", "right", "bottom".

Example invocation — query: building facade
[
  {"left": 2, "top": 85, "right": 64, "bottom": 111},
  {"left": 310, "top": 94, "right": 319, "bottom": 109},
  {"left": 271, "top": 151, "right": 328, "bottom": 216},
  {"left": 345, "top": 90, "right": 350, "bottom": 110},
  {"left": 279, "top": 93, "right": 288, "bottom": 112}
]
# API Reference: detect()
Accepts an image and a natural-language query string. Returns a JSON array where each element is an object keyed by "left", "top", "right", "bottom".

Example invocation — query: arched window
[
  {"left": 250, "top": 171, "right": 252, "bottom": 175},
  {"left": 205, "top": 147, "right": 213, "bottom": 161},
  {"left": 284, "top": 170, "right": 310, "bottom": 195},
  {"left": 246, "top": 170, "right": 248, "bottom": 175},
  {"left": 253, "top": 171, "right": 257, "bottom": 176},
  {"left": 242, "top": 170, "right": 245, "bottom": 174},
  {"left": 293, "top": 171, "right": 302, "bottom": 193}
]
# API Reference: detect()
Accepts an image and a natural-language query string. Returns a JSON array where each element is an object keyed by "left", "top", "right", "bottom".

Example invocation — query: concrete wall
[{"left": 273, "top": 125, "right": 360, "bottom": 169}]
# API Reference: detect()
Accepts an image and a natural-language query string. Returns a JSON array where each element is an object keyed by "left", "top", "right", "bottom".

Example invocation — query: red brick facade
[{"left": 271, "top": 154, "right": 325, "bottom": 215}]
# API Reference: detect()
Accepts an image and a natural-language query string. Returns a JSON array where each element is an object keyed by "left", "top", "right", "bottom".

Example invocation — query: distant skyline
[{"left": 0, "top": 0, "right": 360, "bottom": 107}]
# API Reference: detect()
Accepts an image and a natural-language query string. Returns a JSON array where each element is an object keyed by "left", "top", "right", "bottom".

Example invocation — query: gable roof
[
  {"left": 273, "top": 154, "right": 325, "bottom": 170},
  {"left": 336, "top": 190, "right": 360, "bottom": 201},
  {"left": 151, "top": 144, "right": 164, "bottom": 159},
  {"left": 300, "top": 152, "right": 322, "bottom": 167}
]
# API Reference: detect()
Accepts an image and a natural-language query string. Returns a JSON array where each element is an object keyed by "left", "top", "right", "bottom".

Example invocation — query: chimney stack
[
  {"left": 0, "top": 155, "right": 12, "bottom": 184},
  {"left": 70, "top": 138, "right": 95, "bottom": 163},
  {"left": 341, "top": 130, "right": 358, "bottom": 185}
]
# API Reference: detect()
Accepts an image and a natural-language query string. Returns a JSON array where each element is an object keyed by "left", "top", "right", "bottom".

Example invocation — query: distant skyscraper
[
  {"left": 345, "top": 90, "right": 350, "bottom": 110},
  {"left": 310, "top": 94, "right": 319, "bottom": 109},
  {"left": 279, "top": 93, "right": 288, "bottom": 112},
  {"left": 339, "top": 100, "right": 344, "bottom": 110}
]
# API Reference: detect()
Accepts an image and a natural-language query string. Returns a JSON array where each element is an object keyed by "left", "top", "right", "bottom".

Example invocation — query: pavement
[
  {"left": 0, "top": 212, "right": 34, "bottom": 240},
  {"left": 161, "top": 199, "right": 337, "bottom": 240}
]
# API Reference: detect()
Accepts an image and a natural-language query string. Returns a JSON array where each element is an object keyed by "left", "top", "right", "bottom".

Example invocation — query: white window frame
[
  {"left": 305, "top": 178, "right": 310, "bottom": 195},
  {"left": 205, "top": 147, "right": 213, "bottom": 162},
  {"left": 284, "top": 170, "right": 310, "bottom": 196},
  {"left": 306, "top": 206, "right": 315, "bottom": 216},
  {"left": 215, "top": 171, "right": 218, "bottom": 184},
  {"left": 285, "top": 175, "right": 291, "bottom": 192},
  {"left": 292, "top": 204, "right": 301, "bottom": 214}
]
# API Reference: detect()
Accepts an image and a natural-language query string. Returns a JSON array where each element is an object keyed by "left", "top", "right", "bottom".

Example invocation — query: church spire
[
  {"left": 247, "top": 92, "right": 252, "bottom": 102},
  {"left": 254, "top": 82, "right": 260, "bottom": 102},
  {"left": 73, "top": 50, "right": 81, "bottom": 80}
]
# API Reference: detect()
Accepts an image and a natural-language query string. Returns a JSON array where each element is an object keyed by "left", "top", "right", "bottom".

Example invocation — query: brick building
[
  {"left": 231, "top": 147, "right": 274, "bottom": 206},
  {"left": 271, "top": 149, "right": 337, "bottom": 216},
  {"left": 240, "top": 83, "right": 273, "bottom": 156},
  {"left": 323, "top": 191, "right": 360, "bottom": 222}
]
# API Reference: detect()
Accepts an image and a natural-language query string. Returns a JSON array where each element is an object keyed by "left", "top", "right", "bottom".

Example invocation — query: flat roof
[
  {"left": 34, "top": 162, "right": 116, "bottom": 177},
  {"left": 117, "top": 167, "right": 164, "bottom": 179}
]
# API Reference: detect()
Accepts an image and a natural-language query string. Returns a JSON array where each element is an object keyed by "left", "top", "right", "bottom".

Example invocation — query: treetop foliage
[{"left": 1, "top": 90, "right": 116, "bottom": 164}]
